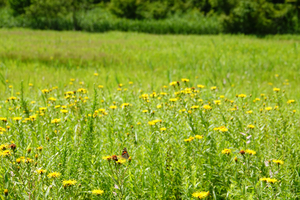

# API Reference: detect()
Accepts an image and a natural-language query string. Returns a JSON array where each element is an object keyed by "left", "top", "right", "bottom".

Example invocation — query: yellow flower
[
  {"left": 48, "top": 172, "right": 61, "bottom": 178},
  {"left": 63, "top": 180, "right": 77, "bottom": 187},
  {"left": 213, "top": 100, "right": 221, "bottom": 105},
  {"left": 267, "top": 178, "right": 278, "bottom": 184},
  {"left": 247, "top": 124, "right": 255, "bottom": 129},
  {"left": 110, "top": 105, "right": 117, "bottom": 110},
  {"left": 287, "top": 100, "right": 295, "bottom": 104},
  {"left": 192, "top": 191, "right": 209, "bottom": 199},
  {"left": 37, "top": 146, "right": 43, "bottom": 151},
  {"left": 265, "top": 107, "right": 272, "bottom": 111},
  {"left": 191, "top": 105, "right": 199, "bottom": 109},
  {"left": 36, "top": 169, "right": 47, "bottom": 174},
  {"left": 221, "top": 149, "right": 231, "bottom": 155},
  {"left": 102, "top": 156, "right": 111, "bottom": 161},
  {"left": 160, "top": 128, "right": 166, "bottom": 131},
  {"left": 238, "top": 94, "right": 247, "bottom": 98},
  {"left": 60, "top": 109, "right": 68, "bottom": 113},
  {"left": 181, "top": 78, "right": 189, "bottom": 82},
  {"left": 169, "top": 98, "right": 178, "bottom": 102},
  {"left": 260, "top": 178, "right": 278, "bottom": 184},
  {"left": 210, "top": 86, "right": 217, "bottom": 90},
  {"left": 116, "top": 159, "right": 127, "bottom": 164},
  {"left": 1, "top": 150, "right": 11, "bottom": 157},
  {"left": 214, "top": 126, "right": 228, "bottom": 132},
  {"left": 246, "top": 110, "right": 253, "bottom": 114},
  {"left": 273, "top": 159, "right": 284, "bottom": 165},
  {"left": 203, "top": 105, "right": 212, "bottom": 110},
  {"left": 273, "top": 88, "right": 280, "bottom": 92},
  {"left": 98, "top": 85, "right": 104, "bottom": 88},
  {"left": 94, "top": 73, "right": 98, "bottom": 76},
  {"left": 195, "top": 135, "right": 203, "bottom": 139},
  {"left": 92, "top": 189, "right": 104, "bottom": 195},
  {"left": 4, "top": 189, "right": 8, "bottom": 196},
  {"left": 184, "top": 136, "right": 195, "bottom": 142},
  {"left": 51, "top": 119, "right": 61, "bottom": 124},
  {"left": 13, "top": 117, "right": 22, "bottom": 121},
  {"left": 260, "top": 178, "right": 269, "bottom": 182},
  {"left": 148, "top": 119, "right": 161, "bottom": 126},
  {"left": 148, "top": 121, "right": 155, "bottom": 126},
  {"left": 39, "top": 107, "right": 47, "bottom": 111},
  {"left": 169, "top": 81, "right": 177, "bottom": 86},
  {"left": 245, "top": 149, "right": 256, "bottom": 155},
  {"left": 197, "top": 85, "right": 205, "bottom": 89},
  {"left": 121, "top": 103, "right": 130, "bottom": 108}
]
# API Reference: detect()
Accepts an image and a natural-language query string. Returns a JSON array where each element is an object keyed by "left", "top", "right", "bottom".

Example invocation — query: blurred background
[{"left": 0, "top": 0, "right": 300, "bottom": 35}]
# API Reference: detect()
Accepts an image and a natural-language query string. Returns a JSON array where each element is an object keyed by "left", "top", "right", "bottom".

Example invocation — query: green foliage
[
  {"left": 81, "top": 8, "right": 221, "bottom": 34},
  {"left": 222, "top": 0, "right": 298, "bottom": 34},
  {"left": 0, "top": 0, "right": 7, "bottom": 7},
  {"left": 109, "top": 0, "right": 144, "bottom": 19},
  {"left": 8, "top": 0, "right": 30, "bottom": 15},
  {"left": 1, "top": 0, "right": 300, "bottom": 34},
  {"left": 142, "top": 1, "right": 169, "bottom": 19},
  {"left": 25, "top": 0, "right": 92, "bottom": 30}
]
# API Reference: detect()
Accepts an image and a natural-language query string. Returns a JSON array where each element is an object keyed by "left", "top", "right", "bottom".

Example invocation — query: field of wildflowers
[{"left": 0, "top": 29, "right": 300, "bottom": 199}]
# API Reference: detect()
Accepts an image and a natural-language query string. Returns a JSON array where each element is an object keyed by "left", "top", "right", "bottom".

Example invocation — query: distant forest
[{"left": 1, "top": 0, "right": 300, "bottom": 34}]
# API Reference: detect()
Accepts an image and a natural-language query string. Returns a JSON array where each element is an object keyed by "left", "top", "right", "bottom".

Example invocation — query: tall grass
[{"left": 0, "top": 29, "right": 300, "bottom": 199}]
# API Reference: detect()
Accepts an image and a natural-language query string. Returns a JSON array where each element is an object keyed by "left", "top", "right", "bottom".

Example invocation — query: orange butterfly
[{"left": 121, "top": 147, "right": 130, "bottom": 159}]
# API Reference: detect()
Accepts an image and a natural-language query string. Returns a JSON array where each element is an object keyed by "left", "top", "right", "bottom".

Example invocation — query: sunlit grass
[{"left": 0, "top": 29, "right": 300, "bottom": 199}]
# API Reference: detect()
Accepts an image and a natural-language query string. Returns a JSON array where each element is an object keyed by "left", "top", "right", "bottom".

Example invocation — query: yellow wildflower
[
  {"left": 222, "top": 149, "right": 231, "bottom": 155},
  {"left": 36, "top": 169, "right": 47, "bottom": 174},
  {"left": 63, "top": 180, "right": 77, "bottom": 187},
  {"left": 169, "top": 98, "right": 178, "bottom": 102},
  {"left": 238, "top": 94, "right": 247, "bottom": 98},
  {"left": 247, "top": 124, "right": 255, "bottom": 129},
  {"left": 92, "top": 189, "right": 104, "bottom": 195},
  {"left": 48, "top": 172, "right": 61, "bottom": 178},
  {"left": 195, "top": 135, "right": 203, "bottom": 139},
  {"left": 265, "top": 107, "right": 272, "bottom": 111},
  {"left": 203, "top": 105, "right": 212, "bottom": 110},
  {"left": 273, "top": 160, "right": 284, "bottom": 165},
  {"left": 192, "top": 191, "right": 210, "bottom": 199},
  {"left": 245, "top": 149, "right": 256, "bottom": 155}
]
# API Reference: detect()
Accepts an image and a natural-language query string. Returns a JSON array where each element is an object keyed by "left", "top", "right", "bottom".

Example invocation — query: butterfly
[{"left": 121, "top": 147, "right": 130, "bottom": 159}]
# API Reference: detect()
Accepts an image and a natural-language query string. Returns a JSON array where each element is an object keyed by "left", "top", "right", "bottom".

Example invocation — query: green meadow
[{"left": 0, "top": 29, "right": 300, "bottom": 199}]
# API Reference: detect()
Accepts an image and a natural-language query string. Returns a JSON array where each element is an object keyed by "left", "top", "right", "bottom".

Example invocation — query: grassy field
[{"left": 0, "top": 29, "right": 300, "bottom": 199}]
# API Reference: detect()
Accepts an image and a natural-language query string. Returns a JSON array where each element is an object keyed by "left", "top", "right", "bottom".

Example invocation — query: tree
[
  {"left": 8, "top": 0, "right": 31, "bottom": 15},
  {"left": 25, "top": 0, "right": 92, "bottom": 30}
]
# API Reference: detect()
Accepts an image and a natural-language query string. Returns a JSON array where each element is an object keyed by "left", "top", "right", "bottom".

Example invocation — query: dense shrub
[
  {"left": 222, "top": 0, "right": 299, "bottom": 34},
  {"left": 109, "top": 0, "right": 144, "bottom": 19},
  {"left": 8, "top": 0, "right": 30, "bottom": 15},
  {"left": 0, "top": 0, "right": 7, "bottom": 7},
  {"left": 2, "top": 0, "right": 300, "bottom": 34}
]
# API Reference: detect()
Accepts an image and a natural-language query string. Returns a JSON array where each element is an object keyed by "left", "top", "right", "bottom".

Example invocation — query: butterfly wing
[{"left": 121, "top": 148, "right": 129, "bottom": 159}]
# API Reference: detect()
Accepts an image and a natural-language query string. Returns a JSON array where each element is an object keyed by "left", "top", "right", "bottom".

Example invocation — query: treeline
[{"left": 0, "top": 0, "right": 300, "bottom": 34}]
